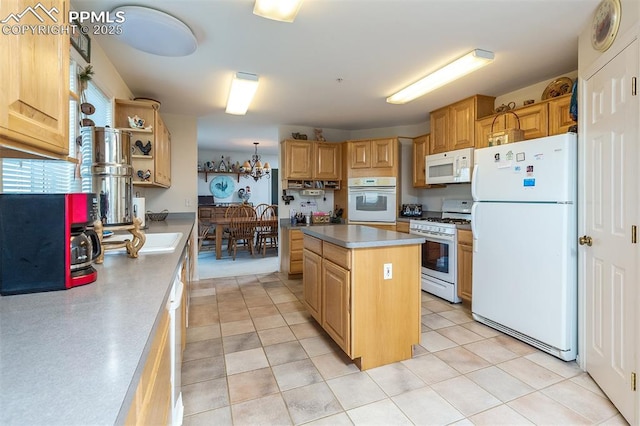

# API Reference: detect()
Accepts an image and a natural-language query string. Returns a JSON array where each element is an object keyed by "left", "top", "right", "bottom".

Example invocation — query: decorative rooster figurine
[
  {"left": 135, "top": 140, "right": 152, "bottom": 155},
  {"left": 137, "top": 169, "right": 152, "bottom": 181}
]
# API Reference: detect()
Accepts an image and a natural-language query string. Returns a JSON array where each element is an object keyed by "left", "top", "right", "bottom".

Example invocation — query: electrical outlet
[
  {"left": 185, "top": 198, "right": 191, "bottom": 207},
  {"left": 383, "top": 263, "right": 392, "bottom": 280}
]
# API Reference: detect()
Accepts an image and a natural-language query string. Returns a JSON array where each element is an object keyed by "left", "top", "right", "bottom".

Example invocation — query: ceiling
[{"left": 74, "top": 0, "right": 599, "bottom": 154}]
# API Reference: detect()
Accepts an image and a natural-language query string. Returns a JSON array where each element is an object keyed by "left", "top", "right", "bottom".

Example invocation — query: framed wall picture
[{"left": 71, "top": 21, "right": 91, "bottom": 63}]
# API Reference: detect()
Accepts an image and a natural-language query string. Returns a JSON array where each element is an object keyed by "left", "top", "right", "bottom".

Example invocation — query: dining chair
[
  {"left": 253, "top": 203, "right": 270, "bottom": 219},
  {"left": 197, "top": 219, "right": 215, "bottom": 252},
  {"left": 256, "top": 205, "right": 278, "bottom": 256},
  {"left": 228, "top": 215, "right": 257, "bottom": 260}
]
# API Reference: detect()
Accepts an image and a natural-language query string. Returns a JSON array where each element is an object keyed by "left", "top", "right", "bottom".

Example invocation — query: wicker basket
[
  {"left": 488, "top": 110, "right": 525, "bottom": 147},
  {"left": 146, "top": 209, "right": 169, "bottom": 221}
]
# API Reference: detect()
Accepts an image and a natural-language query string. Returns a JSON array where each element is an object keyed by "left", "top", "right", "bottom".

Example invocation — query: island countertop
[
  {"left": 301, "top": 224, "right": 425, "bottom": 248},
  {"left": 0, "top": 213, "right": 195, "bottom": 426}
]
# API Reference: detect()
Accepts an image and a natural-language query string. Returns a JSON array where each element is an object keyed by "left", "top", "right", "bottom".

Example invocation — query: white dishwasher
[{"left": 169, "top": 271, "right": 184, "bottom": 425}]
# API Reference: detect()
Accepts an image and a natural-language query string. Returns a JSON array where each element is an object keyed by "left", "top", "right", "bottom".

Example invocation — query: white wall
[
  {"left": 141, "top": 114, "right": 198, "bottom": 214},
  {"left": 197, "top": 149, "right": 277, "bottom": 206}
]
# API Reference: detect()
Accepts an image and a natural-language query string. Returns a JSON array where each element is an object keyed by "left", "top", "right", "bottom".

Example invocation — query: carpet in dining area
[{"left": 198, "top": 246, "right": 279, "bottom": 279}]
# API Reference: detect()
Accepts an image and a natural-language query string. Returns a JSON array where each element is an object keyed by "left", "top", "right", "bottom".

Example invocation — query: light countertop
[
  {"left": 0, "top": 213, "right": 195, "bottom": 426},
  {"left": 301, "top": 224, "right": 425, "bottom": 249}
]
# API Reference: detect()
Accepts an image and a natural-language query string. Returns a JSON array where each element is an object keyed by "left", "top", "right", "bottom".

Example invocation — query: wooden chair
[
  {"left": 227, "top": 215, "right": 257, "bottom": 260},
  {"left": 197, "top": 220, "right": 215, "bottom": 252},
  {"left": 256, "top": 205, "right": 278, "bottom": 256},
  {"left": 254, "top": 203, "right": 270, "bottom": 219}
]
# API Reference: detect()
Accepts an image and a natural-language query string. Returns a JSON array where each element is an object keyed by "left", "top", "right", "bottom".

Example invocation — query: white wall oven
[
  {"left": 409, "top": 200, "right": 472, "bottom": 303},
  {"left": 347, "top": 177, "right": 396, "bottom": 223}
]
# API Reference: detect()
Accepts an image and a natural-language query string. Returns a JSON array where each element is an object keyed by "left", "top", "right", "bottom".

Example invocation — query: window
[{"left": 1, "top": 59, "right": 112, "bottom": 194}]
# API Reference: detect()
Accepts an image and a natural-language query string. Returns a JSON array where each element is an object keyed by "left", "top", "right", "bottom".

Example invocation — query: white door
[{"left": 582, "top": 39, "right": 638, "bottom": 424}]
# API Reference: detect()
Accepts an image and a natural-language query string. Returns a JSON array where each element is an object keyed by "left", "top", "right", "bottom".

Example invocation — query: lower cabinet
[
  {"left": 322, "top": 259, "right": 350, "bottom": 352},
  {"left": 395, "top": 221, "right": 410, "bottom": 233},
  {"left": 281, "top": 228, "right": 304, "bottom": 276},
  {"left": 302, "top": 234, "right": 420, "bottom": 369},
  {"left": 125, "top": 309, "right": 171, "bottom": 426},
  {"left": 302, "top": 248, "right": 322, "bottom": 321},
  {"left": 457, "top": 229, "right": 473, "bottom": 303},
  {"left": 303, "top": 236, "right": 351, "bottom": 355}
]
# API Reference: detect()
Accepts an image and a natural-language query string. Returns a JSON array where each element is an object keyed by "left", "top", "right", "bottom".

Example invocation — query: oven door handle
[{"left": 348, "top": 186, "right": 396, "bottom": 193}]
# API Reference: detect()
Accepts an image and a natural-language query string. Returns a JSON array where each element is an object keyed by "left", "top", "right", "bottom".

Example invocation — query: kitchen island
[
  {"left": 301, "top": 225, "right": 425, "bottom": 370},
  {"left": 0, "top": 214, "right": 195, "bottom": 426}
]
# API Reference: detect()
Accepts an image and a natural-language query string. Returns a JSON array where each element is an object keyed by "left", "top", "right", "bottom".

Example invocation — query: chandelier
[{"left": 242, "top": 142, "right": 271, "bottom": 181}]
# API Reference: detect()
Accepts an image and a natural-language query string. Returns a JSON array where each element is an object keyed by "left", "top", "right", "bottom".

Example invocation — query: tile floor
[{"left": 181, "top": 272, "right": 628, "bottom": 425}]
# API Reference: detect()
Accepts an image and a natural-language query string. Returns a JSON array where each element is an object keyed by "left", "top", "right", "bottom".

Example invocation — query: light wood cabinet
[
  {"left": 303, "top": 243, "right": 322, "bottom": 322},
  {"left": 314, "top": 142, "right": 341, "bottom": 179},
  {"left": 548, "top": 94, "right": 576, "bottom": 134},
  {"left": 457, "top": 229, "right": 473, "bottom": 303},
  {"left": 281, "top": 140, "right": 341, "bottom": 189},
  {"left": 429, "top": 95, "right": 495, "bottom": 154},
  {"left": 322, "top": 259, "right": 350, "bottom": 351},
  {"left": 0, "top": 0, "right": 70, "bottom": 159},
  {"left": 474, "top": 94, "right": 575, "bottom": 149},
  {"left": 506, "top": 103, "right": 547, "bottom": 140},
  {"left": 302, "top": 234, "right": 421, "bottom": 370},
  {"left": 412, "top": 134, "right": 429, "bottom": 187},
  {"left": 281, "top": 228, "right": 304, "bottom": 277},
  {"left": 115, "top": 99, "right": 172, "bottom": 188},
  {"left": 125, "top": 308, "right": 171, "bottom": 425},
  {"left": 347, "top": 137, "right": 398, "bottom": 178},
  {"left": 396, "top": 222, "right": 410, "bottom": 233},
  {"left": 303, "top": 236, "right": 351, "bottom": 354}
]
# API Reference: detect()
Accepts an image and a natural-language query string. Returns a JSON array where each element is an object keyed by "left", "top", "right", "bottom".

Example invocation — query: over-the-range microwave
[{"left": 426, "top": 147, "right": 474, "bottom": 184}]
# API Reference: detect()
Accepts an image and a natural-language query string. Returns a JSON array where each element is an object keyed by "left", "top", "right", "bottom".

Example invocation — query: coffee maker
[{"left": 0, "top": 193, "right": 101, "bottom": 296}]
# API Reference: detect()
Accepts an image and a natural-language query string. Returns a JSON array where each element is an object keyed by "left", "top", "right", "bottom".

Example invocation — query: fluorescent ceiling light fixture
[
  {"left": 253, "top": 0, "right": 303, "bottom": 22},
  {"left": 386, "top": 49, "right": 495, "bottom": 104},
  {"left": 112, "top": 6, "right": 197, "bottom": 56},
  {"left": 225, "top": 72, "right": 260, "bottom": 115}
]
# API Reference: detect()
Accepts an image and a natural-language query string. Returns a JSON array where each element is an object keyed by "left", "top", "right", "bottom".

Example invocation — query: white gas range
[{"left": 409, "top": 200, "right": 472, "bottom": 303}]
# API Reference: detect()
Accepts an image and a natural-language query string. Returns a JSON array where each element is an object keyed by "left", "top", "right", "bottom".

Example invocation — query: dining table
[
  {"left": 201, "top": 216, "right": 278, "bottom": 259},
  {"left": 201, "top": 217, "right": 233, "bottom": 260}
]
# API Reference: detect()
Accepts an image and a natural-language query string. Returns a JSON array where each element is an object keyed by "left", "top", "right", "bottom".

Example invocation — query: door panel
[{"left": 583, "top": 39, "right": 637, "bottom": 424}]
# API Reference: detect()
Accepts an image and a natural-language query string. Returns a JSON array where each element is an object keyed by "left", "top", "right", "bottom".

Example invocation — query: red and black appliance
[{"left": 0, "top": 193, "right": 101, "bottom": 296}]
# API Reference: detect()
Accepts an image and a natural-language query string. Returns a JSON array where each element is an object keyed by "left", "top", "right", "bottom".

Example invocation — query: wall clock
[
  {"left": 591, "top": 0, "right": 621, "bottom": 52},
  {"left": 210, "top": 175, "right": 235, "bottom": 199}
]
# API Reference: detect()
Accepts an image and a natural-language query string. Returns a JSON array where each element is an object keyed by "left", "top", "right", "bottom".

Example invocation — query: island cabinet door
[
  {"left": 302, "top": 249, "right": 322, "bottom": 323},
  {"left": 322, "top": 260, "right": 351, "bottom": 355}
]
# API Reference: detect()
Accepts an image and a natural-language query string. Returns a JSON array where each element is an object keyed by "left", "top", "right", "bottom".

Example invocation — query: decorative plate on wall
[
  {"left": 591, "top": 0, "right": 621, "bottom": 52},
  {"left": 542, "top": 77, "right": 573, "bottom": 100},
  {"left": 210, "top": 175, "right": 235, "bottom": 199}
]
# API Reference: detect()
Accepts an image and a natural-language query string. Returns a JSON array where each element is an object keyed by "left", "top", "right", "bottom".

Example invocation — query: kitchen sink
[{"left": 104, "top": 232, "right": 183, "bottom": 254}]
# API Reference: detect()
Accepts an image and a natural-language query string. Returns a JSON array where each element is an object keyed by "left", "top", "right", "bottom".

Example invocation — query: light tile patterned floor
[{"left": 182, "top": 272, "right": 628, "bottom": 425}]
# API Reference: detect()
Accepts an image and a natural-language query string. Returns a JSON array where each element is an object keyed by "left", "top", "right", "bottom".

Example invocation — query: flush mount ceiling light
[
  {"left": 112, "top": 6, "right": 197, "bottom": 56},
  {"left": 386, "top": 49, "right": 495, "bottom": 104},
  {"left": 225, "top": 72, "right": 260, "bottom": 115},
  {"left": 253, "top": 0, "right": 303, "bottom": 22}
]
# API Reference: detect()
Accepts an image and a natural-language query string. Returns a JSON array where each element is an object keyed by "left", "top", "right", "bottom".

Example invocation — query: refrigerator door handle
[
  {"left": 471, "top": 202, "right": 478, "bottom": 241},
  {"left": 471, "top": 164, "right": 479, "bottom": 200}
]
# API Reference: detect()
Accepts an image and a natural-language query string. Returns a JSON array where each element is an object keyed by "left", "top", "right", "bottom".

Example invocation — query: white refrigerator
[{"left": 471, "top": 133, "right": 577, "bottom": 361}]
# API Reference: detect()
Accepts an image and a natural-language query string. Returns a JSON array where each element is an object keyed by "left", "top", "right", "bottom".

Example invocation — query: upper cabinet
[
  {"left": 115, "top": 99, "right": 172, "bottom": 188},
  {"left": 475, "top": 93, "right": 575, "bottom": 149},
  {"left": 281, "top": 140, "right": 341, "bottom": 189},
  {"left": 412, "top": 134, "right": 429, "bottom": 188},
  {"left": 347, "top": 137, "right": 397, "bottom": 178},
  {"left": 0, "top": 0, "right": 70, "bottom": 160},
  {"left": 429, "top": 95, "right": 495, "bottom": 154}
]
